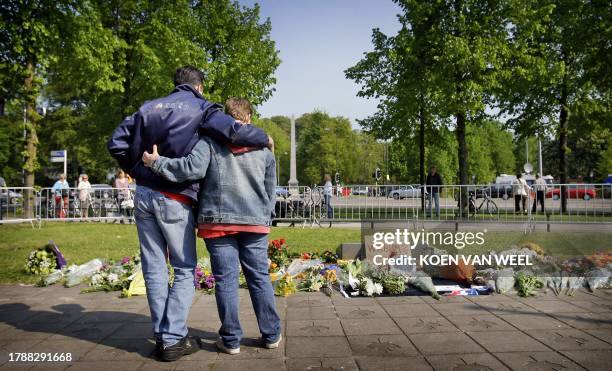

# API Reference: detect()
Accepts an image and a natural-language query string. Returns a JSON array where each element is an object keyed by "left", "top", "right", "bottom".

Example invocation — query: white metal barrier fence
[{"left": 1, "top": 183, "right": 610, "bottom": 226}]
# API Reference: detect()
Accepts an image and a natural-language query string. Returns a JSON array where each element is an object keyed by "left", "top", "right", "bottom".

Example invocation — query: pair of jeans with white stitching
[{"left": 134, "top": 185, "right": 196, "bottom": 347}]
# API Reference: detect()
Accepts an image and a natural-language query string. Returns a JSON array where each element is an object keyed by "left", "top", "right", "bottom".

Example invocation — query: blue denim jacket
[{"left": 151, "top": 136, "right": 276, "bottom": 226}]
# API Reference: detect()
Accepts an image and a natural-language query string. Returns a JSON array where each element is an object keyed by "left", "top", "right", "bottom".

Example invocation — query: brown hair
[{"left": 224, "top": 98, "right": 252, "bottom": 123}]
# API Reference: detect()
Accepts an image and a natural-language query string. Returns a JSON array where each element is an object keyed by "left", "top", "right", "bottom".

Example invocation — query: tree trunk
[
  {"left": 419, "top": 106, "right": 426, "bottom": 212},
  {"left": 456, "top": 111, "right": 468, "bottom": 216},
  {"left": 559, "top": 85, "right": 569, "bottom": 213},
  {"left": 23, "top": 60, "right": 38, "bottom": 219}
]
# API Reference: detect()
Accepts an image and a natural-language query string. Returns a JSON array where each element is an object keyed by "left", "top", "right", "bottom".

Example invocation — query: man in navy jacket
[{"left": 107, "top": 66, "right": 270, "bottom": 362}]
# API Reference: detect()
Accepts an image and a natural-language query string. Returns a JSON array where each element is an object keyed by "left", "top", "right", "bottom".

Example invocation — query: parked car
[
  {"left": 546, "top": 184, "right": 596, "bottom": 200},
  {"left": 387, "top": 186, "right": 427, "bottom": 199},
  {"left": 0, "top": 189, "right": 23, "bottom": 205},
  {"left": 352, "top": 186, "right": 369, "bottom": 196},
  {"left": 476, "top": 184, "right": 513, "bottom": 200}
]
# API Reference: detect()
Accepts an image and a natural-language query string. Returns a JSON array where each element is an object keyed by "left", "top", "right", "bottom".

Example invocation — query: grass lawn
[
  {"left": 1, "top": 223, "right": 609, "bottom": 284},
  {"left": 0, "top": 223, "right": 359, "bottom": 284}
]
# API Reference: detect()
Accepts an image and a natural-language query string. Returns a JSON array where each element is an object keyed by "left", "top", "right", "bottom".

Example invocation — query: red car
[{"left": 546, "top": 184, "right": 596, "bottom": 200}]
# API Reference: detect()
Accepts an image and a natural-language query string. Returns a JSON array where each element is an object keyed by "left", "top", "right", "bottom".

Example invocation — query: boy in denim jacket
[{"left": 142, "top": 98, "right": 281, "bottom": 354}]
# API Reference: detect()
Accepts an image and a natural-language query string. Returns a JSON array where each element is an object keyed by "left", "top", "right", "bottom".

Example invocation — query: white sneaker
[
  {"left": 215, "top": 338, "right": 240, "bottom": 355},
  {"left": 265, "top": 334, "right": 282, "bottom": 349}
]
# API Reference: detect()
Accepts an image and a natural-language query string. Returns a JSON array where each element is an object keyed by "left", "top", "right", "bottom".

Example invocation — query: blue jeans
[
  {"left": 324, "top": 194, "right": 333, "bottom": 218},
  {"left": 205, "top": 233, "right": 281, "bottom": 349},
  {"left": 134, "top": 185, "right": 196, "bottom": 346},
  {"left": 428, "top": 192, "right": 440, "bottom": 217}
]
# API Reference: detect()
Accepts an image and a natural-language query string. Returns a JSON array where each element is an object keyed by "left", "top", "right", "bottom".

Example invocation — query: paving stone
[
  {"left": 467, "top": 331, "right": 550, "bottom": 353},
  {"left": 467, "top": 294, "right": 518, "bottom": 303},
  {"left": 26, "top": 308, "right": 85, "bottom": 324},
  {"left": 287, "top": 293, "right": 332, "bottom": 307},
  {"left": 523, "top": 300, "right": 590, "bottom": 313},
  {"left": 286, "top": 357, "right": 358, "bottom": 371},
  {"left": 445, "top": 315, "right": 516, "bottom": 332},
  {"left": 107, "top": 323, "right": 154, "bottom": 339},
  {"left": 332, "top": 296, "right": 377, "bottom": 306},
  {"left": 509, "top": 293, "right": 562, "bottom": 302},
  {"left": 565, "top": 300, "right": 612, "bottom": 313},
  {"left": 340, "top": 318, "right": 402, "bottom": 335},
  {"left": 1, "top": 322, "right": 71, "bottom": 340},
  {"left": 394, "top": 316, "right": 459, "bottom": 334},
  {"left": 525, "top": 329, "right": 612, "bottom": 350},
  {"left": 494, "top": 351, "right": 582, "bottom": 370},
  {"left": 70, "top": 311, "right": 141, "bottom": 324},
  {"left": 408, "top": 332, "right": 484, "bottom": 355},
  {"left": 347, "top": 334, "right": 418, "bottom": 357},
  {"left": 584, "top": 329, "right": 612, "bottom": 344},
  {"left": 79, "top": 339, "right": 155, "bottom": 361},
  {"left": 380, "top": 303, "right": 435, "bottom": 318},
  {"left": 421, "top": 295, "right": 470, "bottom": 304},
  {"left": 430, "top": 303, "right": 488, "bottom": 316},
  {"left": 561, "top": 350, "right": 612, "bottom": 371},
  {"left": 286, "top": 320, "right": 344, "bottom": 337},
  {"left": 47, "top": 323, "right": 123, "bottom": 342},
  {"left": 335, "top": 305, "right": 389, "bottom": 319},
  {"left": 187, "top": 321, "right": 221, "bottom": 340},
  {"left": 285, "top": 336, "right": 351, "bottom": 358},
  {"left": 551, "top": 312, "right": 612, "bottom": 329},
  {"left": 286, "top": 305, "right": 337, "bottom": 321},
  {"left": 137, "top": 360, "right": 186, "bottom": 370},
  {"left": 354, "top": 356, "right": 433, "bottom": 371},
  {"left": 30, "top": 339, "right": 98, "bottom": 362},
  {"left": 375, "top": 296, "right": 425, "bottom": 305},
  {"left": 475, "top": 301, "right": 539, "bottom": 315},
  {"left": 64, "top": 361, "right": 144, "bottom": 371},
  {"left": 426, "top": 353, "right": 510, "bottom": 371},
  {"left": 497, "top": 314, "right": 570, "bottom": 330},
  {"left": 206, "top": 358, "right": 285, "bottom": 371}
]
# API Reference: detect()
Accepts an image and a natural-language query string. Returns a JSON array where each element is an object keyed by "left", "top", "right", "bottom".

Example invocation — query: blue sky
[{"left": 237, "top": 0, "right": 401, "bottom": 125}]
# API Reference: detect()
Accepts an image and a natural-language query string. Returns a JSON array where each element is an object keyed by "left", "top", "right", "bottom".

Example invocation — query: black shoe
[{"left": 160, "top": 336, "right": 200, "bottom": 362}]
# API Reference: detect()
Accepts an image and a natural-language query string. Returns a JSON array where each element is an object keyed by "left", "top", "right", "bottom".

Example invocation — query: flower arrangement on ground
[
  {"left": 83, "top": 255, "right": 141, "bottom": 294},
  {"left": 195, "top": 258, "right": 215, "bottom": 294}
]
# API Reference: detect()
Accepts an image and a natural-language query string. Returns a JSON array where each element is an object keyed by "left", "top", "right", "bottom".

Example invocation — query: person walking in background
[
  {"left": 425, "top": 166, "right": 443, "bottom": 217},
  {"left": 52, "top": 174, "right": 69, "bottom": 218},
  {"left": 114, "top": 170, "right": 130, "bottom": 213},
  {"left": 532, "top": 173, "right": 546, "bottom": 213},
  {"left": 77, "top": 174, "right": 91, "bottom": 218},
  {"left": 323, "top": 174, "right": 333, "bottom": 223},
  {"left": 513, "top": 173, "right": 529, "bottom": 214}
]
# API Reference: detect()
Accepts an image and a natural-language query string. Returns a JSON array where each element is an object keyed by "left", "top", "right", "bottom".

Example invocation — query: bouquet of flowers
[
  {"left": 83, "top": 255, "right": 140, "bottom": 293},
  {"left": 25, "top": 246, "right": 58, "bottom": 277},
  {"left": 268, "top": 238, "right": 291, "bottom": 269},
  {"left": 274, "top": 273, "right": 297, "bottom": 297}
]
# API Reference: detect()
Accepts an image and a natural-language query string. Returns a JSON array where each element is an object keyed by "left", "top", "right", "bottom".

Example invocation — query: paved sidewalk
[{"left": 0, "top": 285, "right": 611, "bottom": 370}]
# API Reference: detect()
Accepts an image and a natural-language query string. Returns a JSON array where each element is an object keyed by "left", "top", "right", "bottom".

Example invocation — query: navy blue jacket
[{"left": 107, "top": 84, "right": 269, "bottom": 200}]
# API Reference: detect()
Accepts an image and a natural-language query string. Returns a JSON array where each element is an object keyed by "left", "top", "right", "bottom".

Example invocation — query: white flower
[
  {"left": 107, "top": 273, "right": 119, "bottom": 284},
  {"left": 90, "top": 273, "right": 104, "bottom": 286},
  {"left": 40, "top": 260, "right": 50, "bottom": 268},
  {"left": 364, "top": 278, "right": 375, "bottom": 296},
  {"left": 373, "top": 283, "right": 383, "bottom": 295}
]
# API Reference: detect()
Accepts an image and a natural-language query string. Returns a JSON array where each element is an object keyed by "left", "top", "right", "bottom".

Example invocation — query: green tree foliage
[
  {"left": 500, "top": 0, "right": 611, "bottom": 210},
  {"left": 1, "top": 0, "right": 280, "bottom": 186}
]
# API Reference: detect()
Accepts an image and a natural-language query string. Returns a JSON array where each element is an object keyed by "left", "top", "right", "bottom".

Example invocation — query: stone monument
[{"left": 288, "top": 115, "right": 299, "bottom": 193}]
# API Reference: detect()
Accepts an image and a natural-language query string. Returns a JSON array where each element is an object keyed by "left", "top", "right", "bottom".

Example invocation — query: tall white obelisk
[{"left": 288, "top": 115, "right": 299, "bottom": 192}]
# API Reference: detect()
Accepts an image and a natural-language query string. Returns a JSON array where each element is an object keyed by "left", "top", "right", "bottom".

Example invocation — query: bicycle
[{"left": 468, "top": 189, "right": 498, "bottom": 217}]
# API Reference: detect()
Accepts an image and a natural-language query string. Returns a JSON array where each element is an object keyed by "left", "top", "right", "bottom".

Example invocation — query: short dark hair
[
  {"left": 224, "top": 98, "right": 252, "bottom": 122},
  {"left": 174, "top": 66, "right": 204, "bottom": 87}
]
